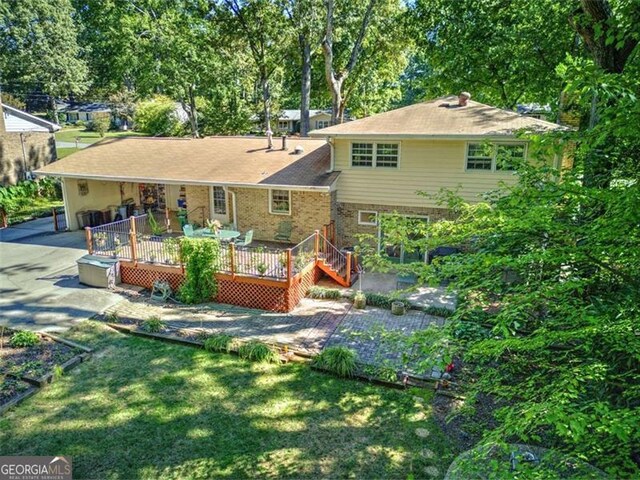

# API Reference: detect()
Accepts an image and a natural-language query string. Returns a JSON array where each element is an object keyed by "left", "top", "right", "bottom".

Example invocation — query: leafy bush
[
  {"left": 313, "top": 346, "right": 357, "bottom": 377},
  {"left": 178, "top": 237, "right": 221, "bottom": 304},
  {"left": 423, "top": 306, "right": 454, "bottom": 318},
  {"left": 141, "top": 316, "right": 165, "bottom": 333},
  {"left": 204, "top": 334, "right": 235, "bottom": 353},
  {"left": 134, "top": 95, "right": 184, "bottom": 136},
  {"left": 9, "top": 331, "right": 40, "bottom": 348},
  {"left": 237, "top": 341, "right": 280, "bottom": 363},
  {"left": 86, "top": 112, "right": 111, "bottom": 136},
  {"left": 307, "top": 286, "right": 342, "bottom": 300}
]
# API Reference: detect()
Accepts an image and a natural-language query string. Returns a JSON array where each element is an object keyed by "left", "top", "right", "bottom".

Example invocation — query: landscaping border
[{"left": 0, "top": 382, "right": 38, "bottom": 415}]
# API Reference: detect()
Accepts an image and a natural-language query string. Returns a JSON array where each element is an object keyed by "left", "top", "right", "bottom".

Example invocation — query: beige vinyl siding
[{"left": 333, "top": 138, "right": 521, "bottom": 207}]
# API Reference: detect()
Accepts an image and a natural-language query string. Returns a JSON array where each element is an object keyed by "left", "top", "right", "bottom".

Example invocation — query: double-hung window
[
  {"left": 351, "top": 142, "right": 399, "bottom": 168},
  {"left": 316, "top": 120, "right": 330, "bottom": 129},
  {"left": 466, "top": 143, "right": 526, "bottom": 171},
  {"left": 269, "top": 189, "right": 291, "bottom": 215}
]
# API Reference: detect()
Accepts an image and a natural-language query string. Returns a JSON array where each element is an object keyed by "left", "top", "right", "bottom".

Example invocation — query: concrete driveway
[{"left": 0, "top": 218, "right": 122, "bottom": 332}]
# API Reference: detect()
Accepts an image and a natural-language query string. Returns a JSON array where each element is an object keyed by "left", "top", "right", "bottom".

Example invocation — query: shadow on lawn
[{"left": 0, "top": 326, "right": 454, "bottom": 479}]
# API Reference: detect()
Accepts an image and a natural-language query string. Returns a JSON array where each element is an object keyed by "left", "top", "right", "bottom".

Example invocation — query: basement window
[
  {"left": 269, "top": 189, "right": 291, "bottom": 215},
  {"left": 358, "top": 210, "right": 378, "bottom": 226}
]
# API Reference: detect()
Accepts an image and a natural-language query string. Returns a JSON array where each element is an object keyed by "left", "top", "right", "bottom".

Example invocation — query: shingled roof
[
  {"left": 310, "top": 96, "right": 563, "bottom": 138},
  {"left": 36, "top": 136, "right": 337, "bottom": 190}
]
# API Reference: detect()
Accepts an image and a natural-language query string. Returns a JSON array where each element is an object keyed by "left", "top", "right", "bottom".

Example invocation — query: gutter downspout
[
  {"left": 227, "top": 188, "right": 238, "bottom": 229},
  {"left": 19, "top": 132, "right": 28, "bottom": 180}
]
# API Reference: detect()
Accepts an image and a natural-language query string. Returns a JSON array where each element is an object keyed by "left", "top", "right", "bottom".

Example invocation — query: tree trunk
[
  {"left": 261, "top": 72, "right": 272, "bottom": 145},
  {"left": 322, "top": 0, "right": 377, "bottom": 125},
  {"left": 182, "top": 85, "right": 200, "bottom": 138},
  {"left": 299, "top": 34, "right": 312, "bottom": 136}
]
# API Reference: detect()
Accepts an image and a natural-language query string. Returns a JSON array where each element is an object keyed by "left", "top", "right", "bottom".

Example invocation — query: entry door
[{"left": 209, "top": 186, "right": 228, "bottom": 224}]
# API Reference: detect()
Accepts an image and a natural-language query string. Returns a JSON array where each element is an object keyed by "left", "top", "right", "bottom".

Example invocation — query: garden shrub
[
  {"left": 9, "top": 331, "right": 40, "bottom": 348},
  {"left": 204, "top": 334, "right": 235, "bottom": 353},
  {"left": 178, "top": 237, "right": 221, "bottom": 304},
  {"left": 237, "top": 341, "right": 280, "bottom": 364},
  {"left": 423, "top": 306, "right": 454, "bottom": 318},
  {"left": 141, "top": 316, "right": 165, "bottom": 333},
  {"left": 307, "top": 286, "right": 342, "bottom": 300},
  {"left": 313, "top": 346, "right": 357, "bottom": 377},
  {"left": 134, "top": 95, "right": 184, "bottom": 136}
]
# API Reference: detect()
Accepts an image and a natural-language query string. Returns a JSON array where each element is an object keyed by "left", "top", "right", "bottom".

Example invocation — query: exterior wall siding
[
  {"left": 336, "top": 201, "right": 453, "bottom": 247},
  {"left": 230, "top": 187, "right": 332, "bottom": 244},
  {"left": 333, "top": 138, "right": 520, "bottom": 207},
  {"left": 0, "top": 132, "right": 57, "bottom": 185}
]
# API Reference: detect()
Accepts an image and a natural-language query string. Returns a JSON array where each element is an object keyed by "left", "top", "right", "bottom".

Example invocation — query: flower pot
[
  {"left": 391, "top": 301, "right": 406, "bottom": 316},
  {"left": 353, "top": 294, "right": 366, "bottom": 309}
]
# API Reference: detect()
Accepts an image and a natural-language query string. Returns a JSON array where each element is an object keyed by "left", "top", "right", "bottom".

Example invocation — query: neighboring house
[
  {"left": 308, "top": 95, "right": 564, "bottom": 258},
  {"left": 253, "top": 110, "right": 348, "bottom": 134},
  {"left": 0, "top": 100, "right": 60, "bottom": 185},
  {"left": 35, "top": 95, "right": 564, "bottom": 262},
  {"left": 57, "top": 101, "right": 112, "bottom": 124}
]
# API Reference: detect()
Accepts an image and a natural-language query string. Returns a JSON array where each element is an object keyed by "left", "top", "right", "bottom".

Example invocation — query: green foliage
[
  {"left": 147, "top": 213, "right": 163, "bottom": 236},
  {"left": 0, "top": 178, "right": 61, "bottom": 215},
  {"left": 9, "top": 331, "right": 40, "bottom": 348},
  {"left": 134, "top": 95, "right": 184, "bottom": 136},
  {"left": 237, "top": 341, "right": 280, "bottom": 364},
  {"left": 141, "top": 316, "right": 165, "bottom": 333},
  {"left": 313, "top": 346, "right": 358, "bottom": 377},
  {"left": 86, "top": 112, "right": 111, "bottom": 137},
  {"left": 178, "top": 237, "right": 221, "bottom": 304},
  {"left": 307, "top": 286, "right": 343, "bottom": 300},
  {"left": 423, "top": 306, "right": 454, "bottom": 318},
  {"left": 204, "top": 334, "right": 235, "bottom": 353}
]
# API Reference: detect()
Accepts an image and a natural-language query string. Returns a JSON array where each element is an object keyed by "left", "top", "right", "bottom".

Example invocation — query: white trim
[
  {"left": 357, "top": 210, "right": 378, "bottom": 226},
  {"left": 33, "top": 171, "right": 332, "bottom": 192},
  {"left": 268, "top": 189, "right": 292, "bottom": 215},
  {"left": 464, "top": 141, "right": 527, "bottom": 173},
  {"left": 350, "top": 141, "right": 400, "bottom": 168}
]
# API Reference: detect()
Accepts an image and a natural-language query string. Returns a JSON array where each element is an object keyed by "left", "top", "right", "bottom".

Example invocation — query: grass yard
[
  {"left": 0, "top": 322, "right": 454, "bottom": 479},
  {"left": 5, "top": 197, "right": 63, "bottom": 225},
  {"left": 56, "top": 147, "right": 81, "bottom": 159},
  {"left": 55, "top": 128, "right": 148, "bottom": 145}
]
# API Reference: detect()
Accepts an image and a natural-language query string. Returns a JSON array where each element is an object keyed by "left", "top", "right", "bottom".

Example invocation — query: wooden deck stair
[{"left": 315, "top": 228, "right": 357, "bottom": 287}]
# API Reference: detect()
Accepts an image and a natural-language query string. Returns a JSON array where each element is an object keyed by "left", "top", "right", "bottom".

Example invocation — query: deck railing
[{"left": 86, "top": 216, "right": 325, "bottom": 282}]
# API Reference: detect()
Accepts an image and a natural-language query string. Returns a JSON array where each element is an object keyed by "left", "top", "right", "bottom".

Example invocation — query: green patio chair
[
  {"left": 274, "top": 221, "right": 292, "bottom": 242},
  {"left": 236, "top": 230, "right": 254, "bottom": 247},
  {"left": 182, "top": 224, "right": 195, "bottom": 237}
]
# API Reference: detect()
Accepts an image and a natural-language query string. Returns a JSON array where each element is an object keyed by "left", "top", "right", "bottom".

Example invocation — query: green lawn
[
  {"left": 5, "top": 197, "right": 63, "bottom": 225},
  {"left": 55, "top": 128, "right": 148, "bottom": 145},
  {"left": 0, "top": 322, "right": 454, "bottom": 479},
  {"left": 56, "top": 147, "right": 80, "bottom": 159}
]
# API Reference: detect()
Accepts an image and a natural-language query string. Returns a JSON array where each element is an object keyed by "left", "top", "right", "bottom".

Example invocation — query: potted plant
[
  {"left": 353, "top": 291, "right": 366, "bottom": 309},
  {"left": 257, "top": 262, "right": 268, "bottom": 276},
  {"left": 148, "top": 213, "right": 164, "bottom": 239},
  {"left": 391, "top": 300, "right": 406, "bottom": 315}
]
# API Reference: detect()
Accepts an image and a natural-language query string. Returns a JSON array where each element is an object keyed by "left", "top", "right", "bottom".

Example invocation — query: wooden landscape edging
[{"left": 0, "top": 384, "right": 38, "bottom": 415}]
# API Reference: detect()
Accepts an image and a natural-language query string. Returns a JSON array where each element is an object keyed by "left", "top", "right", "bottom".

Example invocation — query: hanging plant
[{"left": 178, "top": 237, "right": 221, "bottom": 304}]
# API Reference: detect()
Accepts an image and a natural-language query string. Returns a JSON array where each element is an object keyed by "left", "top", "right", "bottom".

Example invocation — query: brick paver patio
[{"left": 103, "top": 295, "right": 448, "bottom": 369}]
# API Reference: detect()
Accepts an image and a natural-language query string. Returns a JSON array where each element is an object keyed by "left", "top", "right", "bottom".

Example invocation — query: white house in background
[
  {"left": 57, "top": 101, "right": 112, "bottom": 124},
  {"left": 0, "top": 101, "right": 60, "bottom": 185},
  {"left": 252, "top": 109, "right": 351, "bottom": 134}
]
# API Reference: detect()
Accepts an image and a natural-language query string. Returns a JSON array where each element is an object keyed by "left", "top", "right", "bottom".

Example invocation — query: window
[
  {"left": 466, "top": 143, "right": 493, "bottom": 170},
  {"left": 316, "top": 120, "right": 330, "bottom": 129},
  {"left": 358, "top": 210, "right": 378, "bottom": 226},
  {"left": 278, "top": 121, "right": 289, "bottom": 130},
  {"left": 351, "top": 142, "right": 400, "bottom": 168},
  {"left": 466, "top": 143, "right": 526, "bottom": 171},
  {"left": 495, "top": 144, "right": 525, "bottom": 171},
  {"left": 376, "top": 143, "right": 399, "bottom": 168},
  {"left": 213, "top": 186, "right": 226, "bottom": 214},
  {"left": 270, "top": 189, "right": 291, "bottom": 215},
  {"left": 351, "top": 143, "right": 374, "bottom": 167}
]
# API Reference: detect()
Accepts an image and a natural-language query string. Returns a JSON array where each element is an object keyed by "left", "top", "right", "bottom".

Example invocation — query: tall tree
[
  {"left": 0, "top": 0, "right": 89, "bottom": 119},
  {"left": 321, "top": 0, "right": 377, "bottom": 124},
  {"left": 410, "top": 0, "right": 576, "bottom": 109},
  {"left": 219, "top": 0, "right": 292, "bottom": 140}
]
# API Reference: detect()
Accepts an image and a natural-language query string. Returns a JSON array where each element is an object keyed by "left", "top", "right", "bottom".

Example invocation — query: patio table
[{"left": 201, "top": 229, "right": 241, "bottom": 241}]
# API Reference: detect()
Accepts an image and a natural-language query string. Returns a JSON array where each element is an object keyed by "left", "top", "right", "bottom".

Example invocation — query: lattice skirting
[
  {"left": 120, "top": 263, "right": 323, "bottom": 312},
  {"left": 121, "top": 264, "right": 185, "bottom": 292}
]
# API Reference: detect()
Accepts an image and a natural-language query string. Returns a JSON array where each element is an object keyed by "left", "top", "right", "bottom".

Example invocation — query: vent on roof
[{"left": 294, "top": 145, "right": 304, "bottom": 154}]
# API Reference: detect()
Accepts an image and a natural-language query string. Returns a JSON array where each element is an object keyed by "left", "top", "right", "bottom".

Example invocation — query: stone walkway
[{"left": 103, "top": 294, "right": 447, "bottom": 369}]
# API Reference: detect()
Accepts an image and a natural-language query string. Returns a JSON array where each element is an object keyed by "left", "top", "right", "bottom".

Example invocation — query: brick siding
[
  {"left": 230, "top": 187, "right": 332, "bottom": 244},
  {"left": 336, "top": 201, "right": 453, "bottom": 247}
]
